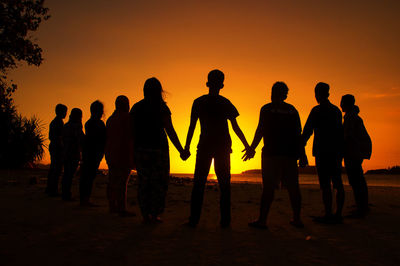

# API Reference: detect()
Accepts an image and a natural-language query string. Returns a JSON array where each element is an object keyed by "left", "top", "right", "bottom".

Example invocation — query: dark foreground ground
[{"left": 0, "top": 169, "right": 399, "bottom": 266}]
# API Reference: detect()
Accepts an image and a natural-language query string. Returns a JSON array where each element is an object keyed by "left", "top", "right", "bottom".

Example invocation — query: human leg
[
  {"left": 116, "top": 168, "right": 131, "bottom": 213},
  {"left": 316, "top": 157, "right": 333, "bottom": 217},
  {"left": 189, "top": 150, "right": 212, "bottom": 225},
  {"left": 62, "top": 159, "right": 78, "bottom": 200},
  {"left": 107, "top": 167, "right": 118, "bottom": 212},
  {"left": 148, "top": 151, "right": 170, "bottom": 218},
  {"left": 80, "top": 160, "right": 101, "bottom": 205},
  {"left": 282, "top": 158, "right": 302, "bottom": 224},
  {"left": 47, "top": 150, "right": 63, "bottom": 196},
  {"left": 345, "top": 158, "right": 369, "bottom": 216},
  {"left": 214, "top": 152, "right": 231, "bottom": 227},
  {"left": 257, "top": 156, "right": 280, "bottom": 225}
]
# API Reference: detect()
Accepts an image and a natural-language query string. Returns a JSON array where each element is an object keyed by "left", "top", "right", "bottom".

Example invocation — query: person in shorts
[{"left": 243, "top": 81, "right": 307, "bottom": 229}]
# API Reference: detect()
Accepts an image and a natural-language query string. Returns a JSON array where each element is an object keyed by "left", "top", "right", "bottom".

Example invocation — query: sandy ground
[{"left": 0, "top": 169, "right": 399, "bottom": 266}]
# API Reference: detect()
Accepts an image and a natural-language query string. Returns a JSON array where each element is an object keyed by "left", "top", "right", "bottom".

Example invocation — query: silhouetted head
[
  {"left": 340, "top": 94, "right": 355, "bottom": 113},
  {"left": 55, "top": 104, "right": 67, "bottom": 119},
  {"left": 90, "top": 100, "right": 104, "bottom": 119},
  {"left": 143, "top": 77, "right": 165, "bottom": 104},
  {"left": 207, "top": 69, "right": 224, "bottom": 91},
  {"left": 315, "top": 82, "right": 330, "bottom": 103},
  {"left": 271, "top": 82, "right": 289, "bottom": 102},
  {"left": 115, "top": 95, "right": 130, "bottom": 112},
  {"left": 69, "top": 108, "right": 82, "bottom": 123}
]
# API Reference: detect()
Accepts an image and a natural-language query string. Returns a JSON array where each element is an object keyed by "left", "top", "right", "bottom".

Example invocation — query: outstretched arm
[
  {"left": 302, "top": 110, "right": 314, "bottom": 145},
  {"left": 242, "top": 123, "right": 263, "bottom": 161},
  {"left": 164, "top": 115, "right": 184, "bottom": 154},
  {"left": 230, "top": 118, "right": 250, "bottom": 150},
  {"left": 184, "top": 107, "right": 198, "bottom": 152}
]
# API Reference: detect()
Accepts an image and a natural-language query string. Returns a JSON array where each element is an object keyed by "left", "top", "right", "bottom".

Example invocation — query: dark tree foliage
[{"left": 0, "top": 0, "right": 49, "bottom": 168}]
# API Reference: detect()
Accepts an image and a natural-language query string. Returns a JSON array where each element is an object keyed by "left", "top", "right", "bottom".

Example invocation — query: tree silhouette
[{"left": 0, "top": 0, "right": 49, "bottom": 168}]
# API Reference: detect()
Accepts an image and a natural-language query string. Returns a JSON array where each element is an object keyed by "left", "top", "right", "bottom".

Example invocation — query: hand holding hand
[
  {"left": 299, "top": 154, "right": 308, "bottom": 168},
  {"left": 180, "top": 148, "right": 191, "bottom": 161},
  {"left": 242, "top": 147, "right": 256, "bottom": 161}
]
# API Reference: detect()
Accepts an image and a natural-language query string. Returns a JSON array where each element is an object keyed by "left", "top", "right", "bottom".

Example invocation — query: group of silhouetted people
[{"left": 45, "top": 69, "right": 372, "bottom": 228}]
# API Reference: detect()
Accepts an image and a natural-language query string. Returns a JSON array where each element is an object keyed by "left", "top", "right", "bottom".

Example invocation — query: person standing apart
[
  {"left": 80, "top": 101, "right": 106, "bottom": 206},
  {"left": 244, "top": 82, "right": 306, "bottom": 229},
  {"left": 340, "top": 94, "right": 372, "bottom": 218},
  {"left": 62, "top": 108, "right": 84, "bottom": 201},
  {"left": 184, "top": 69, "right": 250, "bottom": 228},
  {"left": 302, "top": 82, "right": 345, "bottom": 224},
  {"left": 130, "top": 78, "right": 188, "bottom": 223},
  {"left": 106, "top": 96, "right": 135, "bottom": 216},
  {"left": 46, "top": 104, "right": 68, "bottom": 197}
]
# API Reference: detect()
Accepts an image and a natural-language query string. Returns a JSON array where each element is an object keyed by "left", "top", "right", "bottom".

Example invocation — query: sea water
[{"left": 172, "top": 173, "right": 400, "bottom": 187}]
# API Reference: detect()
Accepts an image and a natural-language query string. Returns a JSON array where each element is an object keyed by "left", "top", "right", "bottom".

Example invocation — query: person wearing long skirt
[{"left": 130, "top": 78, "right": 189, "bottom": 223}]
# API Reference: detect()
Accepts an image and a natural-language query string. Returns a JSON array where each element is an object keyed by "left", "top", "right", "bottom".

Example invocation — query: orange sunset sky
[{"left": 10, "top": 0, "right": 400, "bottom": 173}]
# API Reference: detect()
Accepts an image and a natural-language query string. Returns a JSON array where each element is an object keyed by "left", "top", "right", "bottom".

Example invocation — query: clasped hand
[
  {"left": 180, "top": 148, "right": 191, "bottom": 161},
  {"left": 242, "top": 147, "right": 256, "bottom": 161}
]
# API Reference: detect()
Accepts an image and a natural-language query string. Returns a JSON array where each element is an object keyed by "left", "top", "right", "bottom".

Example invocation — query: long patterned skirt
[{"left": 134, "top": 149, "right": 170, "bottom": 218}]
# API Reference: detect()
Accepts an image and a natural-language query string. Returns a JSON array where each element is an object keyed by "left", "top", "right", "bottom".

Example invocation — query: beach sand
[{"left": 0, "top": 169, "right": 399, "bottom": 265}]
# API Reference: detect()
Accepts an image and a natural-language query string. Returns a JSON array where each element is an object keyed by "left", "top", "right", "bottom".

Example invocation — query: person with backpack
[{"left": 340, "top": 94, "right": 372, "bottom": 218}]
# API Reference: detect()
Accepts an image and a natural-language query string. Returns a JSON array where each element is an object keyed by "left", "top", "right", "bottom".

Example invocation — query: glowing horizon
[{"left": 10, "top": 0, "right": 400, "bottom": 173}]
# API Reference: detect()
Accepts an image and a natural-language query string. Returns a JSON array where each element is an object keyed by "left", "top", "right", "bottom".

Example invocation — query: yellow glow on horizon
[{"left": 10, "top": 0, "right": 400, "bottom": 173}]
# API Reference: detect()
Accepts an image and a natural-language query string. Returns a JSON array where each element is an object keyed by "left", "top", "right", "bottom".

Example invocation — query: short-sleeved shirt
[
  {"left": 48, "top": 117, "right": 64, "bottom": 152},
  {"left": 130, "top": 99, "right": 171, "bottom": 151},
  {"left": 302, "top": 100, "right": 343, "bottom": 157},
  {"left": 258, "top": 102, "right": 302, "bottom": 158},
  {"left": 191, "top": 94, "right": 239, "bottom": 154},
  {"left": 82, "top": 118, "right": 106, "bottom": 163}
]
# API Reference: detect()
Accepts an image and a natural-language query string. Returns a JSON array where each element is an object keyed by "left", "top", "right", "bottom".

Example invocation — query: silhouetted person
[
  {"left": 46, "top": 104, "right": 68, "bottom": 197},
  {"left": 130, "top": 78, "right": 188, "bottom": 223},
  {"left": 244, "top": 82, "right": 306, "bottom": 229},
  {"left": 341, "top": 94, "right": 372, "bottom": 218},
  {"left": 185, "top": 69, "right": 250, "bottom": 228},
  {"left": 302, "top": 82, "right": 345, "bottom": 224},
  {"left": 106, "top": 96, "right": 134, "bottom": 216},
  {"left": 79, "top": 101, "right": 106, "bottom": 206},
  {"left": 62, "top": 108, "right": 84, "bottom": 201}
]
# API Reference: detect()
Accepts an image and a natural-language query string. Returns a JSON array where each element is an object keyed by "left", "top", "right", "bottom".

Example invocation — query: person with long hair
[
  {"left": 62, "top": 108, "right": 84, "bottom": 201},
  {"left": 130, "top": 78, "right": 189, "bottom": 223}
]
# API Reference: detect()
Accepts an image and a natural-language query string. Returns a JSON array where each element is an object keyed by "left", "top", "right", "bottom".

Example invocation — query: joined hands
[
  {"left": 242, "top": 147, "right": 256, "bottom": 161},
  {"left": 180, "top": 148, "right": 191, "bottom": 161}
]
